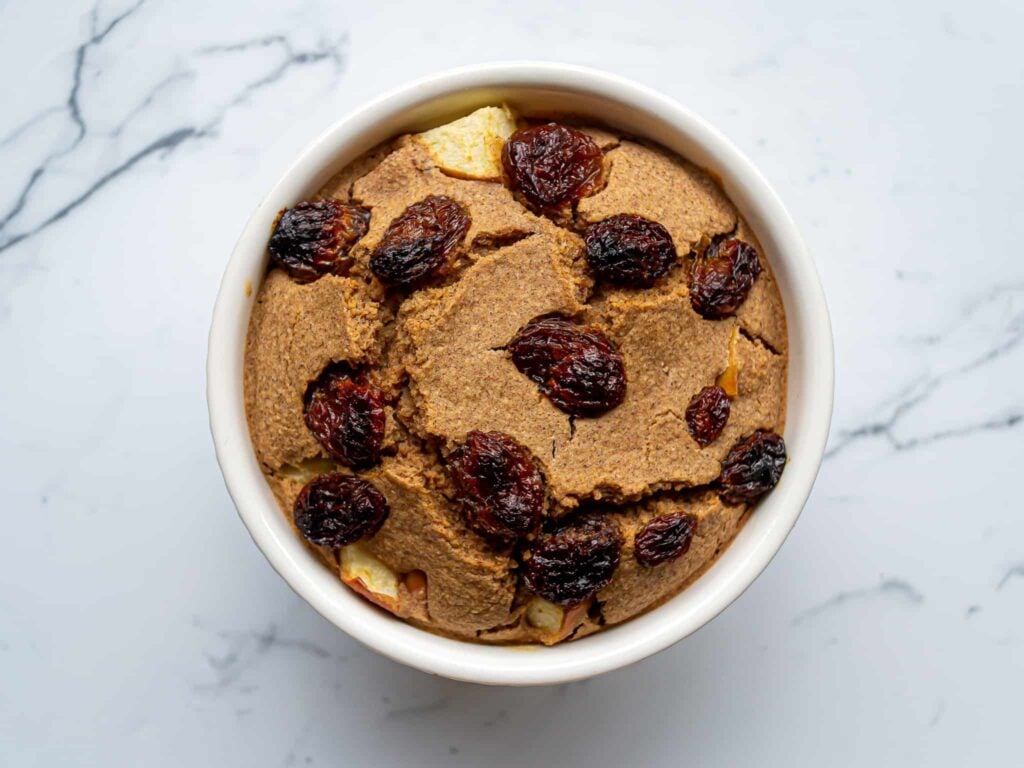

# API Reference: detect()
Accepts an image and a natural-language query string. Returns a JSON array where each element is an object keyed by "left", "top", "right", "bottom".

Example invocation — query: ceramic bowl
[{"left": 207, "top": 62, "right": 834, "bottom": 686}]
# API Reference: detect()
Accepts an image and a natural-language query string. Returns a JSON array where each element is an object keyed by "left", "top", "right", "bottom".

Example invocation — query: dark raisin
[
  {"left": 501, "top": 124, "right": 603, "bottom": 214},
  {"left": 269, "top": 199, "right": 370, "bottom": 282},
  {"left": 547, "top": 347, "right": 627, "bottom": 415},
  {"left": 523, "top": 515, "right": 622, "bottom": 606},
  {"left": 685, "top": 385, "right": 731, "bottom": 447},
  {"left": 506, "top": 316, "right": 585, "bottom": 383},
  {"left": 448, "top": 431, "right": 545, "bottom": 540},
  {"left": 689, "top": 238, "right": 762, "bottom": 319},
  {"left": 369, "top": 195, "right": 470, "bottom": 286},
  {"left": 634, "top": 513, "right": 697, "bottom": 567},
  {"left": 719, "top": 430, "right": 787, "bottom": 503},
  {"left": 304, "top": 369, "right": 386, "bottom": 468},
  {"left": 583, "top": 214, "right": 678, "bottom": 286},
  {"left": 293, "top": 473, "right": 389, "bottom": 547},
  {"left": 508, "top": 316, "right": 626, "bottom": 416}
]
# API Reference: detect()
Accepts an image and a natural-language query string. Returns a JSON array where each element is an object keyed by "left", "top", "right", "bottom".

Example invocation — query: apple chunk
[
  {"left": 716, "top": 325, "right": 740, "bottom": 396},
  {"left": 525, "top": 597, "right": 589, "bottom": 644},
  {"left": 415, "top": 105, "right": 518, "bottom": 181},
  {"left": 339, "top": 543, "right": 400, "bottom": 612}
]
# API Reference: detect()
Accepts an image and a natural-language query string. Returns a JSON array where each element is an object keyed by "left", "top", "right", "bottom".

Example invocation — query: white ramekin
[{"left": 207, "top": 62, "right": 834, "bottom": 686}]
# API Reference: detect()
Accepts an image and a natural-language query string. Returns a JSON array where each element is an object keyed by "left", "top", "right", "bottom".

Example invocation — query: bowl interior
[{"left": 208, "top": 65, "right": 833, "bottom": 686}]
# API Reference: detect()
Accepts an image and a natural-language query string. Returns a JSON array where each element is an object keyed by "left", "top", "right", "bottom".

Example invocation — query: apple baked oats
[{"left": 243, "top": 106, "right": 788, "bottom": 645}]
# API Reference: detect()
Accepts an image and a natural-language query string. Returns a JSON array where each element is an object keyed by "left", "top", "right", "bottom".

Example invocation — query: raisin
[
  {"left": 523, "top": 515, "right": 622, "bottom": 605},
  {"left": 506, "top": 316, "right": 585, "bottom": 383},
  {"left": 304, "top": 368, "right": 386, "bottom": 468},
  {"left": 719, "top": 430, "right": 787, "bottom": 503},
  {"left": 269, "top": 199, "right": 370, "bottom": 282},
  {"left": 583, "top": 214, "right": 678, "bottom": 286},
  {"left": 501, "top": 124, "right": 603, "bottom": 214},
  {"left": 293, "top": 473, "right": 389, "bottom": 548},
  {"left": 634, "top": 513, "right": 697, "bottom": 567},
  {"left": 690, "top": 238, "right": 762, "bottom": 319},
  {"left": 508, "top": 316, "right": 626, "bottom": 416},
  {"left": 448, "top": 431, "right": 545, "bottom": 540},
  {"left": 369, "top": 195, "right": 470, "bottom": 286},
  {"left": 547, "top": 347, "right": 627, "bottom": 415},
  {"left": 685, "top": 385, "right": 731, "bottom": 447}
]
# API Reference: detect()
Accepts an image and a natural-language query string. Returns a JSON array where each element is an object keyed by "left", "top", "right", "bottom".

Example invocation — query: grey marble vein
[
  {"left": 248, "top": 624, "right": 333, "bottom": 659},
  {"left": 280, "top": 723, "right": 313, "bottom": 768},
  {"left": 0, "top": 106, "right": 63, "bottom": 149},
  {"left": 482, "top": 709, "right": 508, "bottom": 727},
  {"left": 384, "top": 697, "right": 451, "bottom": 720},
  {"left": 893, "top": 412, "right": 1023, "bottom": 452},
  {"left": 827, "top": 283, "right": 1024, "bottom": 459},
  {"left": 199, "top": 34, "right": 294, "bottom": 55},
  {"left": 0, "top": 127, "right": 201, "bottom": 255},
  {"left": 0, "top": 1, "right": 147, "bottom": 234},
  {"left": 197, "top": 32, "right": 346, "bottom": 129},
  {"left": 194, "top": 622, "right": 339, "bottom": 695},
  {"left": 0, "top": 7, "right": 346, "bottom": 255},
  {"left": 791, "top": 578, "right": 925, "bottom": 626},
  {"left": 111, "top": 70, "right": 196, "bottom": 137},
  {"left": 997, "top": 564, "right": 1024, "bottom": 590},
  {"left": 68, "top": 1, "right": 149, "bottom": 137}
]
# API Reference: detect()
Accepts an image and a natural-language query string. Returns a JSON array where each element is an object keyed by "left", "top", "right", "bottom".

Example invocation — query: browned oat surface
[{"left": 243, "top": 120, "right": 787, "bottom": 643}]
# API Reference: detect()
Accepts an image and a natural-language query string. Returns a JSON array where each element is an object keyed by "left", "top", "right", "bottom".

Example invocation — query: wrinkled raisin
[
  {"left": 547, "top": 347, "right": 627, "bottom": 415},
  {"left": 305, "top": 369, "right": 386, "bottom": 468},
  {"left": 523, "top": 515, "right": 622, "bottom": 605},
  {"left": 719, "top": 430, "right": 787, "bottom": 503},
  {"left": 584, "top": 214, "right": 677, "bottom": 286},
  {"left": 685, "top": 385, "right": 731, "bottom": 447},
  {"left": 369, "top": 195, "right": 470, "bottom": 286},
  {"left": 269, "top": 199, "right": 370, "bottom": 282},
  {"left": 506, "top": 316, "right": 585, "bottom": 383},
  {"left": 448, "top": 431, "right": 545, "bottom": 540},
  {"left": 293, "top": 473, "right": 389, "bottom": 547},
  {"left": 501, "top": 124, "right": 603, "bottom": 214},
  {"left": 634, "top": 513, "right": 697, "bottom": 567},
  {"left": 509, "top": 316, "right": 626, "bottom": 416},
  {"left": 690, "top": 238, "right": 762, "bottom": 319}
]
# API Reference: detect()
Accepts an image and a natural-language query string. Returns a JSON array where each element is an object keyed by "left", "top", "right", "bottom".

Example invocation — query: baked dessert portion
[{"left": 243, "top": 106, "right": 788, "bottom": 645}]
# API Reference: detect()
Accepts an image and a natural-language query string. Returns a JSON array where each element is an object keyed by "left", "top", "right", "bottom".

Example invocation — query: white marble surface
[{"left": 1, "top": 0, "right": 1021, "bottom": 764}]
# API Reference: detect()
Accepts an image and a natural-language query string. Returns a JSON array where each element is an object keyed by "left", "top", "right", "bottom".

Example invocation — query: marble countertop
[{"left": 1, "top": 0, "right": 1021, "bottom": 764}]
